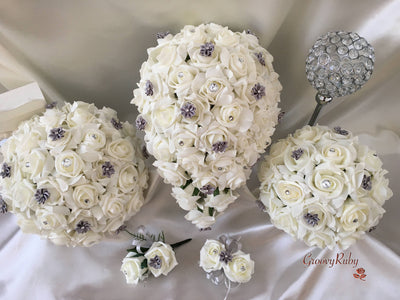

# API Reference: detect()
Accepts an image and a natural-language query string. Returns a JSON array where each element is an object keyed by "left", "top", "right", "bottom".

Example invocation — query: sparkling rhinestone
[
  {"left": 43, "top": 221, "right": 48, "bottom": 225},
  {"left": 318, "top": 53, "right": 330, "bottom": 65},
  {"left": 25, "top": 162, "right": 31, "bottom": 168},
  {"left": 91, "top": 134, "right": 97, "bottom": 139},
  {"left": 228, "top": 116, "right": 234, "bottom": 121},
  {"left": 178, "top": 72, "right": 184, "bottom": 78},
  {"left": 213, "top": 249, "right": 218, "bottom": 254},
  {"left": 209, "top": 82, "right": 219, "bottom": 92},
  {"left": 238, "top": 57, "right": 244, "bottom": 63},
  {"left": 240, "top": 266, "right": 246, "bottom": 272},
  {"left": 179, "top": 141, "right": 184, "bottom": 146},
  {"left": 337, "top": 46, "right": 348, "bottom": 55},
  {"left": 62, "top": 158, "right": 72, "bottom": 167},
  {"left": 285, "top": 190, "right": 290, "bottom": 195},
  {"left": 330, "top": 36, "right": 340, "bottom": 43},
  {"left": 84, "top": 199, "right": 89, "bottom": 204},
  {"left": 353, "top": 218, "right": 358, "bottom": 223},
  {"left": 329, "top": 148, "right": 336, "bottom": 152},
  {"left": 321, "top": 179, "right": 332, "bottom": 189},
  {"left": 133, "top": 176, "right": 137, "bottom": 182},
  {"left": 218, "top": 167, "right": 223, "bottom": 171},
  {"left": 348, "top": 49, "right": 358, "bottom": 59}
]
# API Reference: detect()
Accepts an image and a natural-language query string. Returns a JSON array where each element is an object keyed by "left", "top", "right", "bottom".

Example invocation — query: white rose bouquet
[
  {"left": 120, "top": 226, "right": 191, "bottom": 284},
  {"left": 131, "top": 23, "right": 282, "bottom": 229},
  {"left": 258, "top": 125, "right": 393, "bottom": 249},
  {"left": 199, "top": 235, "right": 254, "bottom": 292},
  {"left": 0, "top": 101, "right": 148, "bottom": 247}
]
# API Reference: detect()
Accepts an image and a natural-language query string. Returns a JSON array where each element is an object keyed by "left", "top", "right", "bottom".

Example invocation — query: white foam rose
[
  {"left": 213, "top": 101, "right": 253, "bottom": 132},
  {"left": 11, "top": 179, "right": 35, "bottom": 212},
  {"left": 101, "top": 194, "right": 125, "bottom": 219},
  {"left": 340, "top": 202, "right": 370, "bottom": 232},
  {"left": 72, "top": 184, "right": 100, "bottom": 209},
  {"left": 304, "top": 229, "right": 336, "bottom": 250},
  {"left": 185, "top": 210, "right": 215, "bottom": 229},
  {"left": 153, "top": 161, "right": 189, "bottom": 186},
  {"left": 55, "top": 150, "right": 85, "bottom": 178},
  {"left": 118, "top": 164, "right": 139, "bottom": 193},
  {"left": 121, "top": 254, "right": 148, "bottom": 284},
  {"left": 292, "top": 125, "right": 323, "bottom": 144},
  {"left": 273, "top": 180, "right": 306, "bottom": 206},
  {"left": 106, "top": 138, "right": 134, "bottom": 161},
  {"left": 199, "top": 240, "right": 225, "bottom": 272},
  {"left": 223, "top": 251, "right": 254, "bottom": 283},
  {"left": 21, "top": 149, "right": 51, "bottom": 180},
  {"left": 172, "top": 186, "right": 199, "bottom": 211},
  {"left": 144, "top": 242, "right": 178, "bottom": 277},
  {"left": 205, "top": 192, "right": 237, "bottom": 212},
  {"left": 36, "top": 206, "right": 68, "bottom": 230}
]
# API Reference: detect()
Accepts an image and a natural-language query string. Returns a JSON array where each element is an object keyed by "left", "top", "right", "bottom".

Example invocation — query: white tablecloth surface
[{"left": 0, "top": 1, "right": 400, "bottom": 299}]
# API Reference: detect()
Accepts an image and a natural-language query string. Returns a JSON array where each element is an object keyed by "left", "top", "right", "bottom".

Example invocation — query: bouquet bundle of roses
[
  {"left": 258, "top": 125, "right": 392, "bottom": 249},
  {"left": 131, "top": 23, "right": 282, "bottom": 228},
  {"left": 0, "top": 101, "right": 148, "bottom": 247}
]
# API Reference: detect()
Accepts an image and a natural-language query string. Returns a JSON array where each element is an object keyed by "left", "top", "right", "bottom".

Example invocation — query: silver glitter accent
[
  {"left": 111, "top": 118, "right": 123, "bottom": 130},
  {"left": 212, "top": 141, "right": 228, "bottom": 153},
  {"left": 144, "top": 80, "right": 154, "bottom": 96},
  {"left": 156, "top": 31, "right": 170, "bottom": 39},
  {"left": 304, "top": 213, "right": 320, "bottom": 226},
  {"left": 76, "top": 220, "right": 91, "bottom": 233},
  {"left": 181, "top": 102, "right": 196, "bottom": 118},
  {"left": 291, "top": 148, "right": 304, "bottom": 160},
  {"left": 305, "top": 31, "right": 374, "bottom": 98},
  {"left": 321, "top": 179, "right": 332, "bottom": 189},
  {"left": 102, "top": 162, "right": 115, "bottom": 177},
  {"left": 251, "top": 83, "right": 266, "bottom": 100},
  {"left": 361, "top": 175, "right": 372, "bottom": 191},
  {"left": 329, "top": 148, "right": 336, "bottom": 152},
  {"left": 334, "top": 126, "right": 349, "bottom": 136},
  {"left": 62, "top": 158, "right": 72, "bottom": 168},
  {"left": 200, "top": 184, "right": 216, "bottom": 195},
  {"left": 208, "top": 82, "right": 220, "bottom": 92},
  {"left": 49, "top": 127, "right": 65, "bottom": 141},
  {"left": 35, "top": 188, "right": 50, "bottom": 204},
  {"left": 200, "top": 42, "right": 215, "bottom": 57},
  {"left": 136, "top": 116, "right": 147, "bottom": 131},
  {"left": 255, "top": 52, "right": 265, "bottom": 66},
  {"left": 149, "top": 255, "right": 162, "bottom": 269},
  {"left": 25, "top": 162, "right": 31, "bottom": 168}
]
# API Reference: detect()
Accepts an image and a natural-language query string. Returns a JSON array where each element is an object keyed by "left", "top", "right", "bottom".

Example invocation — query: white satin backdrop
[{"left": 0, "top": 0, "right": 400, "bottom": 299}]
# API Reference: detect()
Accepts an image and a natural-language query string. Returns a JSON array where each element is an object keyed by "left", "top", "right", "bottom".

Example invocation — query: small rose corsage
[
  {"left": 120, "top": 226, "right": 191, "bottom": 284},
  {"left": 199, "top": 235, "right": 254, "bottom": 297}
]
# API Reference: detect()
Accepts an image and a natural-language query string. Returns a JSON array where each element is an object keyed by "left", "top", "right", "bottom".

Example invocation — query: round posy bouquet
[
  {"left": 131, "top": 23, "right": 282, "bottom": 228},
  {"left": 0, "top": 101, "right": 148, "bottom": 247},
  {"left": 258, "top": 125, "right": 392, "bottom": 249}
]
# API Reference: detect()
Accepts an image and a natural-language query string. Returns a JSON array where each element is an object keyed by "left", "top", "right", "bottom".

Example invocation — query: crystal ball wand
[{"left": 305, "top": 31, "right": 375, "bottom": 125}]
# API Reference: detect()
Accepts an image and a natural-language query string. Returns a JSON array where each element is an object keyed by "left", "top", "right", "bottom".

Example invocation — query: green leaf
[
  {"left": 185, "top": 54, "right": 190, "bottom": 62},
  {"left": 223, "top": 188, "right": 230, "bottom": 194},
  {"left": 204, "top": 152, "right": 208, "bottom": 163},
  {"left": 213, "top": 187, "right": 220, "bottom": 196},
  {"left": 180, "top": 179, "right": 193, "bottom": 190},
  {"left": 197, "top": 206, "right": 204, "bottom": 213},
  {"left": 192, "top": 187, "right": 200, "bottom": 196},
  {"left": 174, "top": 93, "right": 178, "bottom": 99},
  {"left": 158, "top": 231, "right": 165, "bottom": 243},
  {"left": 141, "top": 259, "right": 148, "bottom": 269},
  {"left": 208, "top": 207, "right": 214, "bottom": 216}
]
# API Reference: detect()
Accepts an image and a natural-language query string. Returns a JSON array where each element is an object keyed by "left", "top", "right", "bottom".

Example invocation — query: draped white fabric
[{"left": 0, "top": 1, "right": 400, "bottom": 299}]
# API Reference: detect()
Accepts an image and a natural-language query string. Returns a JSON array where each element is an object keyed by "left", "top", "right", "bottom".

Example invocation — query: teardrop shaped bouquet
[{"left": 132, "top": 23, "right": 282, "bottom": 229}]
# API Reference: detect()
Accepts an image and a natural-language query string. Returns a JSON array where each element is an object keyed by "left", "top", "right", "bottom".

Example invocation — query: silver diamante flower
[
  {"left": 49, "top": 127, "right": 65, "bottom": 141},
  {"left": 304, "top": 213, "right": 320, "bottom": 227},
  {"left": 333, "top": 126, "right": 349, "bottom": 136},
  {"left": 136, "top": 116, "right": 147, "bottom": 131},
  {"left": 305, "top": 31, "right": 375, "bottom": 98},
  {"left": 200, "top": 184, "right": 216, "bottom": 195},
  {"left": 180, "top": 102, "right": 196, "bottom": 118},
  {"left": 102, "top": 162, "right": 115, "bottom": 177},
  {"left": 149, "top": 255, "right": 162, "bottom": 269},
  {"left": 111, "top": 118, "right": 123, "bottom": 130},
  {"left": 156, "top": 31, "right": 170, "bottom": 39},
  {"left": 219, "top": 251, "right": 233, "bottom": 264},
  {"left": 34, "top": 188, "right": 50, "bottom": 204},
  {"left": 251, "top": 83, "right": 265, "bottom": 100},
  {"left": 255, "top": 52, "right": 265, "bottom": 66},
  {"left": 200, "top": 42, "right": 215, "bottom": 57},
  {"left": 76, "top": 220, "right": 91, "bottom": 233},
  {"left": 212, "top": 141, "right": 228, "bottom": 153},
  {"left": 0, "top": 163, "right": 11, "bottom": 178},
  {"left": 291, "top": 148, "right": 304, "bottom": 160},
  {"left": 361, "top": 175, "right": 372, "bottom": 191},
  {"left": 144, "top": 80, "right": 154, "bottom": 96}
]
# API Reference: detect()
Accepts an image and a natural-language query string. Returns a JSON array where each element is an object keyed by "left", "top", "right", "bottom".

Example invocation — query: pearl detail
[{"left": 321, "top": 179, "right": 332, "bottom": 189}]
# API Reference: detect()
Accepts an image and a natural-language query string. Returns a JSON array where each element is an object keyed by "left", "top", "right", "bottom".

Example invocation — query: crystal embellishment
[
  {"left": 219, "top": 251, "right": 233, "bottom": 264},
  {"left": 181, "top": 102, "right": 196, "bottom": 118},
  {"left": 0, "top": 196, "right": 7, "bottom": 214},
  {"left": 251, "top": 83, "right": 266, "bottom": 100},
  {"left": 212, "top": 141, "right": 228, "bottom": 153},
  {"left": 149, "top": 255, "right": 162, "bottom": 269},
  {"left": 144, "top": 80, "right": 154, "bottom": 96},
  {"left": 200, "top": 42, "right": 215, "bottom": 57},
  {"left": 200, "top": 184, "right": 216, "bottom": 195},
  {"left": 49, "top": 127, "right": 65, "bottom": 141},
  {"left": 291, "top": 148, "right": 304, "bottom": 160},
  {"left": 1, "top": 163, "right": 11, "bottom": 178},
  {"left": 135, "top": 116, "right": 147, "bottom": 131},
  {"left": 102, "top": 162, "right": 115, "bottom": 178},
  {"left": 156, "top": 31, "right": 170, "bottom": 39},
  {"left": 62, "top": 158, "right": 72, "bottom": 167},
  {"left": 321, "top": 179, "right": 332, "bottom": 189},
  {"left": 305, "top": 31, "right": 375, "bottom": 98},
  {"left": 35, "top": 188, "right": 50, "bottom": 204},
  {"left": 304, "top": 213, "right": 320, "bottom": 227},
  {"left": 111, "top": 118, "right": 123, "bottom": 130},
  {"left": 76, "top": 220, "right": 91, "bottom": 233},
  {"left": 208, "top": 82, "right": 220, "bottom": 93}
]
